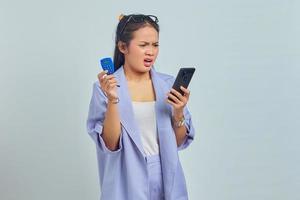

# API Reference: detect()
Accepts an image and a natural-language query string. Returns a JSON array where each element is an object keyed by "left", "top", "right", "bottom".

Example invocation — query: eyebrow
[{"left": 139, "top": 41, "right": 159, "bottom": 44}]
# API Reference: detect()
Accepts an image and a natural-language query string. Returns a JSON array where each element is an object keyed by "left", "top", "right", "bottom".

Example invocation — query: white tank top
[{"left": 132, "top": 101, "right": 159, "bottom": 156}]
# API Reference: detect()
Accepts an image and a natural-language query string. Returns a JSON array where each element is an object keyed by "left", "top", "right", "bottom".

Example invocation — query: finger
[
  {"left": 106, "top": 77, "right": 118, "bottom": 84},
  {"left": 167, "top": 92, "right": 181, "bottom": 104},
  {"left": 104, "top": 77, "right": 118, "bottom": 89},
  {"left": 104, "top": 78, "right": 118, "bottom": 88},
  {"left": 102, "top": 75, "right": 111, "bottom": 85},
  {"left": 104, "top": 82, "right": 110, "bottom": 91},
  {"left": 107, "top": 83, "right": 118, "bottom": 90},
  {"left": 103, "top": 75, "right": 117, "bottom": 85},
  {"left": 104, "top": 74, "right": 115, "bottom": 80},
  {"left": 100, "top": 72, "right": 116, "bottom": 83},
  {"left": 110, "top": 80, "right": 118, "bottom": 86},
  {"left": 98, "top": 72, "right": 108, "bottom": 86},
  {"left": 98, "top": 70, "right": 108, "bottom": 80},
  {"left": 102, "top": 74, "right": 108, "bottom": 79},
  {"left": 170, "top": 89, "right": 185, "bottom": 102},
  {"left": 180, "top": 86, "right": 190, "bottom": 97},
  {"left": 103, "top": 78, "right": 112, "bottom": 90},
  {"left": 165, "top": 98, "right": 177, "bottom": 107}
]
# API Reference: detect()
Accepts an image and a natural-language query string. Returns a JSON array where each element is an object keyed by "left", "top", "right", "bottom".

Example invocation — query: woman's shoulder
[{"left": 155, "top": 71, "right": 175, "bottom": 82}]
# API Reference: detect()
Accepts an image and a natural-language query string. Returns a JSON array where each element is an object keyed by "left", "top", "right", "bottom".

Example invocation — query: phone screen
[{"left": 172, "top": 68, "right": 195, "bottom": 95}]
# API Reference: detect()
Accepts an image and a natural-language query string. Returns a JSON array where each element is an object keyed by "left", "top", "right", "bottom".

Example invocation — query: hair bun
[{"left": 118, "top": 14, "right": 125, "bottom": 21}]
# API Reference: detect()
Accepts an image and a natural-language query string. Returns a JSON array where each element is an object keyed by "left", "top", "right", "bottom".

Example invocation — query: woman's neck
[{"left": 123, "top": 64, "right": 151, "bottom": 82}]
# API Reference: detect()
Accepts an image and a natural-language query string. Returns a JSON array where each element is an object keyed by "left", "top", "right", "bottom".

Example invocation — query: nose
[{"left": 145, "top": 47, "right": 154, "bottom": 56}]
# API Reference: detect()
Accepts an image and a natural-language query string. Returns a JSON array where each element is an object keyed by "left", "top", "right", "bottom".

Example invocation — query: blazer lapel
[
  {"left": 151, "top": 68, "right": 178, "bottom": 198},
  {"left": 114, "top": 67, "right": 178, "bottom": 198},
  {"left": 114, "top": 67, "right": 146, "bottom": 157}
]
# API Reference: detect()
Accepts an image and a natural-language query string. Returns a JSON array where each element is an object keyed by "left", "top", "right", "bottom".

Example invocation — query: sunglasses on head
[{"left": 119, "top": 14, "right": 159, "bottom": 38}]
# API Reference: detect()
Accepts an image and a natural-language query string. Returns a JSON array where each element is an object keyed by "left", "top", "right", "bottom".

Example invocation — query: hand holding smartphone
[
  {"left": 168, "top": 67, "right": 195, "bottom": 102},
  {"left": 171, "top": 67, "right": 195, "bottom": 94}
]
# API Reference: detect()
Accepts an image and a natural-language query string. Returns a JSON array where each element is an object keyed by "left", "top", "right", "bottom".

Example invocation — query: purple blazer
[{"left": 87, "top": 67, "right": 195, "bottom": 200}]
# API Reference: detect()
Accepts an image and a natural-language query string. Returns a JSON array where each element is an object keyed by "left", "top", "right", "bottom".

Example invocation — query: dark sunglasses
[{"left": 119, "top": 14, "right": 159, "bottom": 38}]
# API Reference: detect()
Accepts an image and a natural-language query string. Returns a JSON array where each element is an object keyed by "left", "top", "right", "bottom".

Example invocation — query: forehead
[{"left": 131, "top": 26, "right": 159, "bottom": 42}]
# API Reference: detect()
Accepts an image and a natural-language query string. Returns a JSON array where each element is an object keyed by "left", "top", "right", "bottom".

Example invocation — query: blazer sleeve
[
  {"left": 177, "top": 105, "right": 195, "bottom": 150},
  {"left": 86, "top": 82, "right": 123, "bottom": 154},
  {"left": 165, "top": 76, "right": 195, "bottom": 151}
]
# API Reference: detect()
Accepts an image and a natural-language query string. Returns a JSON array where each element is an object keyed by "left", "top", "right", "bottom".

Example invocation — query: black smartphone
[{"left": 169, "top": 67, "right": 195, "bottom": 101}]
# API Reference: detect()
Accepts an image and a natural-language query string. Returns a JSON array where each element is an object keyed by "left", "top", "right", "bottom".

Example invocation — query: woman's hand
[
  {"left": 166, "top": 86, "right": 191, "bottom": 146},
  {"left": 97, "top": 70, "right": 119, "bottom": 101},
  {"left": 166, "top": 86, "right": 191, "bottom": 119}
]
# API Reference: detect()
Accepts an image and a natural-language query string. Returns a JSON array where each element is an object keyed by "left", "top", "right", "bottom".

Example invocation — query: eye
[
  {"left": 153, "top": 44, "right": 159, "bottom": 47},
  {"left": 139, "top": 44, "right": 147, "bottom": 47}
]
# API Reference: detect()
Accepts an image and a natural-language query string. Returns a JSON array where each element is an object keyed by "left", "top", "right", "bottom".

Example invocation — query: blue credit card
[{"left": 100, "top": 57, "right": 115, "bottom": 74}]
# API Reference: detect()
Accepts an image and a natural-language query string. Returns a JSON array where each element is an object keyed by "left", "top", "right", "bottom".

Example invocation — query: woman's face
[{"left": 121, "top": 25, "right": 159, "bottom": 74}]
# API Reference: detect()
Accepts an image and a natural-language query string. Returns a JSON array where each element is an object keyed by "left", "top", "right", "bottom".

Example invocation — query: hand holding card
[
  {"left": 100, "top": 57, "right": 115, "bottom": 75},
  {"left": 99, "top": 57, "right": 120, "bottom": 87}
]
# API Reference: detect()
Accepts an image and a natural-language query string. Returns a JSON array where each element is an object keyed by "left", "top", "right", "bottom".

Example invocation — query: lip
[
  {"left": 144, "top": 57, "right": 154, "bottom": 62},
  {"left": 143, "top": 58, "right": 153, "bottom": 67}
]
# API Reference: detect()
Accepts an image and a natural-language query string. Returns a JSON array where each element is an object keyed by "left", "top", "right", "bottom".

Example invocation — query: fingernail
[{"left": 101, "top": 74, "right": 107, "bottom": 80}]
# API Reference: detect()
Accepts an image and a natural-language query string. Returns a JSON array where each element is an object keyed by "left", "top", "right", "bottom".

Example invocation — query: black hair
[{"left": 113, "top": 14, "right": 160, "bottom": 71}]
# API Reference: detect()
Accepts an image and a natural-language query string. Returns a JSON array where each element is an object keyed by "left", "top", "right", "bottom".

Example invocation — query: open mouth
[{"left": 144, "top": 58, "right": 153, "bottom": 67}]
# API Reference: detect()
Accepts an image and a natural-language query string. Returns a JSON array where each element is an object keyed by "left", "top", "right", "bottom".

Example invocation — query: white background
[{"left": 1, "top": 0, "right": 299, "bottom": 199}]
